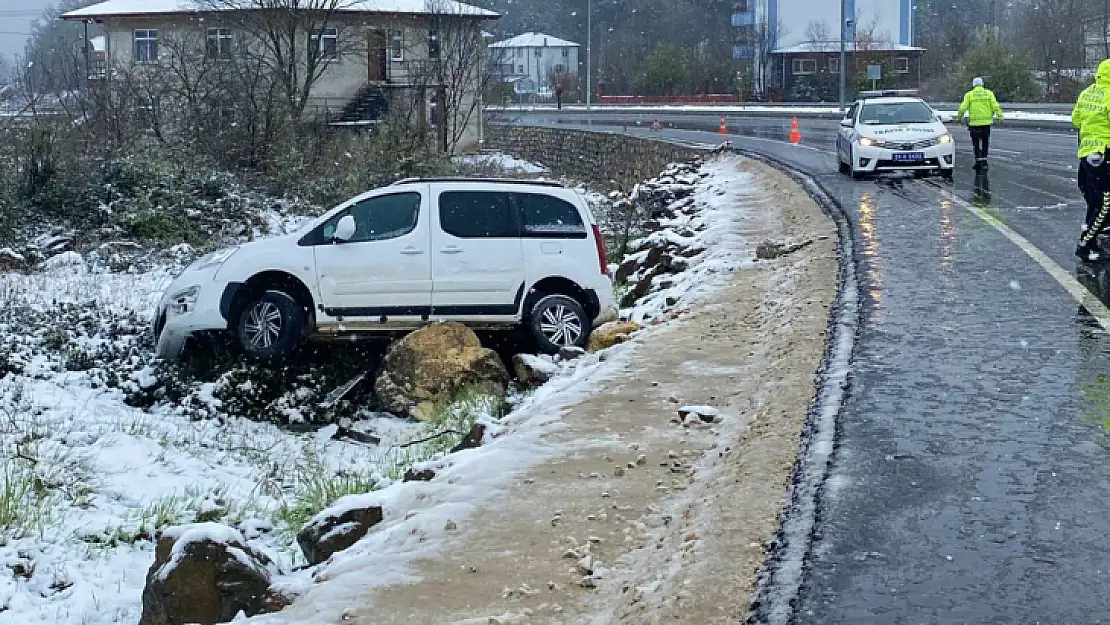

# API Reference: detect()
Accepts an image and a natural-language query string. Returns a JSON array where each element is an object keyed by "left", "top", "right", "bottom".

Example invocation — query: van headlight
[
  {"left": 938, "top": 134, "right": 953, "bottom": 144},
  {"left": 191, "top": 246, "right": 239, "bottom": 271},
  {"left": 169, "top": 286, "right": 200, "bottom": 316}
]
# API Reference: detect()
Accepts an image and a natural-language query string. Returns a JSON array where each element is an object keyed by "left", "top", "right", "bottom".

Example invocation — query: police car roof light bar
[{"left": 858, "top": 89, "right": 920, "bottom": 99}]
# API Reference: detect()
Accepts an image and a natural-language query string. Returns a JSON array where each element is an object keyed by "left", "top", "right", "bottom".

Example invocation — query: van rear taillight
[{"left": 591, "top": 224, "right": 610, "bottom": 276}]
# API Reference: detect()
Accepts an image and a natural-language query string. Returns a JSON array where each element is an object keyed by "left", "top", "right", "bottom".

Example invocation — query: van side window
[
  {"left": 439, "top": 191, "right": 518, "bottom": 238},
  {"left": 301, "top": 192, "right": 421, "bottom": 246},
  {"left": 516, "top": 193, "right": 587, "bottom": 239}
]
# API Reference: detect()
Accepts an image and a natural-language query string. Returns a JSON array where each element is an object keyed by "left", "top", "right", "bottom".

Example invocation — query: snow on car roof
[{"left": 62, "top": 0, "right": 498, "bottom": 20}]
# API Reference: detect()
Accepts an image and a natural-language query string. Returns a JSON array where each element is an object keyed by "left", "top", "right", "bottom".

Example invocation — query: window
[
  {"left": 389, "top": 29, "right": 404, "bottom": 61},
  {"left": 439, "top": 191, "right": 518, "bottom": 238},
  {"left": 534, "top": 48, "right": 542, "bottom": 58},
  {"left": 427, "top": 29, "right": 440, "bottom": 59},
  {"left": 828, "top": 57, "right": 840, "bottom": 73},
  {"left": 562, "top": 48, "right": 569, "bottom": 58},
  {"left": 134, "top": 29, "right": 159, "bottom": 63},
  {"left": 792, "top": 58, "right": 816, "bottom": 75},
  {"left": 554, "top": 64, "right": 566, "bottom": 74},
  {"left": 317, "top": 193, "right": 421, "bottom": 244},
  {"left": 893, "top": 57, "right": 910, "bottom": 74},
  {"left": 517, "top": 193, "right": 586, "bottom": 239},
  {"left": 518, "top": 64, "right": 524, "bottom": 73},
  {"left": 311, "top": 27, "right": 339, "bottom": 60},
  {"left": 206, "top": 28, "right": 233, "bottom": 60}
]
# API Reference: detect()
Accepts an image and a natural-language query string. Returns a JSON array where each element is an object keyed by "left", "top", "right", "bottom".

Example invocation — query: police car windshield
[{"left": 859, "top": 101, "right": 936, "bottom": 125}]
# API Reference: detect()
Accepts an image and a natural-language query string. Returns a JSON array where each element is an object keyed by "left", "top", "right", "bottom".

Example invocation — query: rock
[
  {"left": 374, "top": 323, "right": 510, "bottom": 420},
  {"left": 297, "top": 502, "right": 384, "bottom": 566},
  {"left": 587, "top": 321, "right": 643, "bottom": 352},
  {"left": 450, "top": 422, "right": 488, "bottom": 453},
  {"left": 0, "top": 248, "right": 26, "bottom": 272},
  {"left": 513, "top": 353, "right": 559, "bottom": 387},
  {"left": 678, "top": 405, "right": 720, "bottom": 424},
  {"left": 557, "top": 346, "right": 588, "bottom": 361},
  {"left": 139, "top": 523, "right": 278, "bottom": 625},
  {"left": 403, "top": 468, "right": 436, "bottom": 482}
]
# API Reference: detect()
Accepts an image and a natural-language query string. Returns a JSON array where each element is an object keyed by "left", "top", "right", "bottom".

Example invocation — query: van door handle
[
  {"left": 440, "top": 246, "right": 463, "bottom": 254},
  {"left": 400, "top": 247, "right": 424, "bottom": 256}
]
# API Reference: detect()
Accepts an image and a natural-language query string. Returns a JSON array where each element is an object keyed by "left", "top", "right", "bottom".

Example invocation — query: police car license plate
[{"left": 893, "top": 152, "right": 924, "bottom": 162}]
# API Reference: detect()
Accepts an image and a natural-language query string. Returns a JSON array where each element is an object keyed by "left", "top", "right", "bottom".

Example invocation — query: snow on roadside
[
  {"left": 252, "top": 154, "right": 763, "bottom": 622},
  {"left": 454, "top": 152, "right": 550, "bottom": 174}
]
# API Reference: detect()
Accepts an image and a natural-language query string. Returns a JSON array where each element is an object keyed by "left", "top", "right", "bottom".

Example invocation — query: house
[
  {"left": 488, "top": 32, "right": 579, "bottom": 98},
  {"left": 60, "top": 0, "right": 499, "bottom": 149},
  {"left": 732, "top": 0, "right": 915, "bottom": 94},
  {"left": 770, "top": 41, "right": 924, "bottom": 101}
]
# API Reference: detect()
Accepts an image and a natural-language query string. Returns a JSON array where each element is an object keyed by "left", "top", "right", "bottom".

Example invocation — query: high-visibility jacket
[
  {"left": 958, "top": 86, "right": 1004, "bottom": 127},
  {"left": 1074, "top": 60, "right": 1110, "bottom": 159}
]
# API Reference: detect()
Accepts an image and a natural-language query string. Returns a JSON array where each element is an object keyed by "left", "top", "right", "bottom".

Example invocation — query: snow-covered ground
[
  {"left": 453, "top": 152, "right": 550, "bottom": 174},
  {"left": 0, "top": 153, "right": 758, "bottom": 624}
]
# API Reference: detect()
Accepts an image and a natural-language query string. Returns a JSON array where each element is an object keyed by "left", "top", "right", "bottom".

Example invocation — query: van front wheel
[{"left": 234, "top": 290, "right": 304, "bottom": 365}]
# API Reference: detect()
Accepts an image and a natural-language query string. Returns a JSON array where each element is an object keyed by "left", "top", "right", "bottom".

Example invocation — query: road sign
[{"left": 867, "top": 65, "right": 882, "bottom": 81}]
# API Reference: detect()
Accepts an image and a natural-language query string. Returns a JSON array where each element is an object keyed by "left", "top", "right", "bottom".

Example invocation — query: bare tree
[
  {"left": 752, "top": 16, "right": 786, "bottom": 95},
  {"left": 198, "top": 0, "right": 363, "bottom": 123},
  {"left": 805, "top": 20, "right": 833, "bottom": 47},
  {"left": 1018, "top": 0, "right": 1087, "bottom": 99}
]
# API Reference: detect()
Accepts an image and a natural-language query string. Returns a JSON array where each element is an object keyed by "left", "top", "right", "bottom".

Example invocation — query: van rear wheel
[{"left": 528, "top": 294, "right": 590, "bottom": 355}]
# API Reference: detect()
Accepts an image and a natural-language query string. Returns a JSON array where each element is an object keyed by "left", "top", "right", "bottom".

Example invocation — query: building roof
[
  {"left": 61, "top": 0, "right": 498, "bottom": 20},
  {"left": 772, "top": 41, "right": 925, "bottom": 54},
  {"left": 489, "top": 32, "right": 579, "bottom": 49}
]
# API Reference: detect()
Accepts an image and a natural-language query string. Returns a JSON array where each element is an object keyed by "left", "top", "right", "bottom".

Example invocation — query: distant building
[
  {"left": 771, "top": 41, "right": 923, "bottom": 101},
  {"left": 489, "top": 32, "right": 579, "bottom": 97},
  {"left": 1086, "top": 16, "right": 1110, "bottom": 69},
  {"left": 732, "top": 0, "right": 915, "bottom": 94}
]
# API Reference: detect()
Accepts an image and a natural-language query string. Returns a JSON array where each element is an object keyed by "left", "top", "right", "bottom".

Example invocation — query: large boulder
[
  {"left": 587, "top": 321, "right": 644, "bottom": 352},
  {"left": 139, "top": 523, "right": 282, "bottom": 625},
  {"left": 374, "top": 323, "right": 510, "bottom": 420},
  {"left": 297, "top": 499, "right": 384, "bottom": 566},
  {"left": 512, "top": 353, "right": 559, "bottom": 387}
]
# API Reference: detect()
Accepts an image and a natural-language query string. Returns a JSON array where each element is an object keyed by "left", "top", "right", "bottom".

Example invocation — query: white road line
[{"left": 934, "top": 187, "right": 1110, "bottom": 331}]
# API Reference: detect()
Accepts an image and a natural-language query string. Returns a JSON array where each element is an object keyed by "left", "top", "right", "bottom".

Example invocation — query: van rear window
[{"left": 516, "top": 193, "right": 587, "bottom": 239}]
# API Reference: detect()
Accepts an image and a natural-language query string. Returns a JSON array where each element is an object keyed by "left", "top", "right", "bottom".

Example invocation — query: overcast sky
[{"left": 0, "top": 1, "right": 58, "bottom": 60}]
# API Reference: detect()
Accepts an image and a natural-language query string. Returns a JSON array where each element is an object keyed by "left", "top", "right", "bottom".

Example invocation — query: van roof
[{"left": 390, "top": 177, "right": 565, "bottom": 188}]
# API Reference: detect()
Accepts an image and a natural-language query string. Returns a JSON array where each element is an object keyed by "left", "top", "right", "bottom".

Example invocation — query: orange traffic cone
[
  {"left": 719, "top": 116, "right": 727, "bottom": 135},
  {"left": 789, "top": 117, "right": 801, "bottom": 144}
]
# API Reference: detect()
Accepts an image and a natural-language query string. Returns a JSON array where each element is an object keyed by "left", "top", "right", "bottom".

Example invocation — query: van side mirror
[
  {"left": 332, "top": 215, "right": 356, "bottom": 243},
  {"left": 840, "top": 118, "right": 854, "bottom": 128}
]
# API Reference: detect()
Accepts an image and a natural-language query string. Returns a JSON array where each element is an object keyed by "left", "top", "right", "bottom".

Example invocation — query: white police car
[{"left": 836, "top": 90, "right": 955, "bottom": 180}]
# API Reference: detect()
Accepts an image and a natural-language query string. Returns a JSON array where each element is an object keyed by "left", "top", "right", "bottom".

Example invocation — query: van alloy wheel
[
  {"left": 243, "top": 301, "right": 283, "bottom": 349},
  {"left": 539, "top": 303, "right": 584, "bottom": 347}
]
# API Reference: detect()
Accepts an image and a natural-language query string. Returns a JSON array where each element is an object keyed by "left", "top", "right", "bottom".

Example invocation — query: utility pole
[
  {"left": 839, "top": 0, "right": 847, "bottom": 111},
  {"left": 586, "top": 0, "right": 592, "bottom": 109}
]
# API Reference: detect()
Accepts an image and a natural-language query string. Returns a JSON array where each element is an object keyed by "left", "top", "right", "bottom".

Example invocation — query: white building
[{"left": 489, "top": 32, "right": 579, "bottom": 96}]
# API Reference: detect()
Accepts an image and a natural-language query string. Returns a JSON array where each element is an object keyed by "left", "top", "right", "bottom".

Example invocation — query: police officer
[
  {"left": 1074, "top": 59, "right": 1110, "bottom": 262},
  {"left": 957, "top": 77, "right": 1004, "bottom": 170}
]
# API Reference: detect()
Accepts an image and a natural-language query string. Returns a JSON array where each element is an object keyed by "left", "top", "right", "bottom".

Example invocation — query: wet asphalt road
[{"left": 508, "top": 112, "right": 1110, "bottom": 623}]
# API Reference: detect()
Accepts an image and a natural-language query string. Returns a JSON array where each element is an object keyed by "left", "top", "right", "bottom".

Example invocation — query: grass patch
[{"left": 273, "top": 449, "right": 379, "bottom": 538}]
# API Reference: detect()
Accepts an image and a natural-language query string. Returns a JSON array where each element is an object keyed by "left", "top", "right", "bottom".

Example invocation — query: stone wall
[{"left": 485, "top": 125, "right": 702, "bottom": 191}]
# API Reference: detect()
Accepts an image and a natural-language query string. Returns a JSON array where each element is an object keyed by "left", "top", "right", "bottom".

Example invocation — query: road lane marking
[{"left": 933, "top": 186, "right": 1110, "bottom": 331}]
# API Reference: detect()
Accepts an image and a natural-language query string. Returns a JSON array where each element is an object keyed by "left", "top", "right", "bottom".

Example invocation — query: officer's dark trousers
[
  {"left": 969, "top": 125, "right": 991, "bottom": 162},
  {"left": 1079, "top": 155, "right": 1110, "bottom": 247}
]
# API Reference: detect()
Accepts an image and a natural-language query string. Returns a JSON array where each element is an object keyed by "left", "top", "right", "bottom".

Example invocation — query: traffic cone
[
  {"left": 719, "top": 116, "right": 727, "bottom": 135},
  {"left": 789, "top": 117, "right": 801, "bottom": 144}
]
